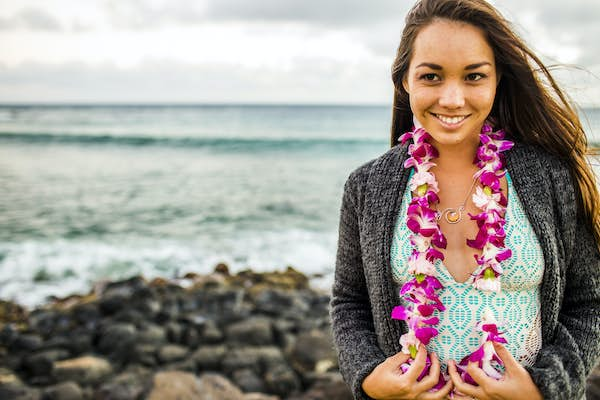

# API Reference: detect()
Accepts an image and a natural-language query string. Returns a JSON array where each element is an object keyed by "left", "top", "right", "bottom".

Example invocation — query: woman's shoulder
[
  {"left": 341, "top": 144, "right": 408, "bottom": 207},
  {"left": 346, "top": 144, "right": 408, "bottom": 185},
  {"left": 510, "top": 141, "right": 571, "bottom": 172}
]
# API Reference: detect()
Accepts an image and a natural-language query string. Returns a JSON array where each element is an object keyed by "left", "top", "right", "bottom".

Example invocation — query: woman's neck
[{"left": 431, "top": 139, "right": 480, "bottom": 174}]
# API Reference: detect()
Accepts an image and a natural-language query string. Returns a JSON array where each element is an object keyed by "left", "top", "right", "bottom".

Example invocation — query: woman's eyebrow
[
  {"left": 465, "top": 62, "right": 492, "bottom": 70},
  {"left": 415, "top": 61, "right": 492, "bottom": 70},
  {"left": 415, "top": 62, "right": 442, "bottom": 70}
]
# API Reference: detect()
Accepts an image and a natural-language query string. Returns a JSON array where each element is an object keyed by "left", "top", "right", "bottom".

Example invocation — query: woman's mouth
[{"left": 431, "top": 113, "right": 469, "bottom": 127}]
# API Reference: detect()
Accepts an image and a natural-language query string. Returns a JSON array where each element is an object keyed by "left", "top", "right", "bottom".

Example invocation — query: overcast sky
[{"left": 1, "top": 0, "right": 599, "bottom": 105}]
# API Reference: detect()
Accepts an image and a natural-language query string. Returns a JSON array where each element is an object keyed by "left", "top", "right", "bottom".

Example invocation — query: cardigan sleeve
[
  {"left": 330, "top": 170, "right": 387, "bottom": 400},
  {"left": 525, "top": 159, "right": 600, "bottom": 400}
]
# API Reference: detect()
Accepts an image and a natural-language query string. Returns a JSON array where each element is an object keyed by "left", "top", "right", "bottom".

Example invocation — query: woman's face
[{"left": 402, "top": 19, "right": 498, "bottom": 149}]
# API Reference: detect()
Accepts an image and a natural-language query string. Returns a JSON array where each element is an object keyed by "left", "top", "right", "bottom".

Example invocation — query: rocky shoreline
[
  {"left": 0, "top": 265, "right": 351, "bottom": 400},
  {"left": 1, "top": 265, "right": 599, "bottom": 400}
]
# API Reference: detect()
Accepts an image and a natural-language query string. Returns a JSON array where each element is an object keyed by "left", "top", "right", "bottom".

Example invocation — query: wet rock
[
  {"left": 226, "top": 317, "right": 274, "bottom": 346},
  {"left": 200, "top": 319, "right": 223, "bottom": 343},
  {"left": 52, "top": 356, "right": 112, "bottom": 385},
  {"left": 289, "top": 329, "right": 337, "bottom": 374},
  {"left": 42, "top": 381, "right": 83, "bottom": 400},
  {"left": 214, "top": 263, "right": 230, "bottom": 275},
  {"left": 165, "top": 321, "right": 184, "bottom": 343},
  {"left": 97, "top": 323, "right": 137, "bottom": 360},
  {"left": 232, "top": 368, "right": 266, "bottom": 393},
  {"left": 131, "top": 344, "right": 158, "bottom": 367},
  {"left": 0, "top": 385, "right": 40, "bottom": 400},
  {"left": 101, "top": 277, "right": 146, "bottom": 301},
  {"left": 98, "top": 277, "right": 149, "bottom": 316},
  {"left": 112, "top": 308, "right": 147, "bottom": 326},
  {"left": 222, "top": 347, "right": 285, "bottom": 376},
  {"left": 137, "top": 323, "right": 166, "bottom": 345},
  {"left": 244, "top": 394, "right": 280, "bottom": 400},
  {"left": 64, "top": 329, "right": 93, "bottom": 355},
  {"left": 291, "top": 372, "right": 352, "bottom": 400},
  {"left": 146, "top": 371, "right": 204, "bottom": 400},
  {"left": 70, "top": 303, "right": 100, "bottom": 329},
  {"left": 192, "top": 344, "right": 227, "bottom": 371},
  {"left": 157, "top": 344, "right": 188, "bottom": 364},
  {"left": 181, "top": 325, "right": 200, "bottom": 348},
  {"left": 13, "top": 333, "right": 44, "bottom": 352},
  {"left": 0, "top": 300, "right": 28, "bottom": 324},
  {"left": 228, "top": 267, "right": 309, "bottom": 291},
  {"left": 0, "top": 323, "right": 20, "bottom": 347},
  {"left": 1, "top": 368, "right": 39, "bottom": 399},
  {"left": 254, "top": 289, "right": 310, "bottom": 319},
  {"left": 23, "top": 349, "right": 70, "bottom": 377},
  {"left": 264, "top": 364, "right": 301, "bottom": 397},
  {"left": 94, "top": 366, "right": 152, "bottom": 400},
  {"left": 191, "top": 288, "right": 247, "bottom": 324},
  {"left": 156, "top": 296, "right": 180, "bottom": 322}
]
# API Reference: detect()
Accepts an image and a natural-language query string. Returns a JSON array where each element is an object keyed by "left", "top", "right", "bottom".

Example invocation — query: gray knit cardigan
[{"left": 330, "top": 141, "right": 600, "bottom": 400}]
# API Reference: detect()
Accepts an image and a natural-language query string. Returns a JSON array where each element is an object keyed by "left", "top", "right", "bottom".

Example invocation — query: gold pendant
[{"left": 442, "top": 207, "right": 463, "bottom": 224}]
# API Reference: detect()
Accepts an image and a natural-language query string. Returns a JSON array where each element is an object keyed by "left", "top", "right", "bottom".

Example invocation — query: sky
[{"left": 0, "top": 0, "right": 599, "bottom": 105}]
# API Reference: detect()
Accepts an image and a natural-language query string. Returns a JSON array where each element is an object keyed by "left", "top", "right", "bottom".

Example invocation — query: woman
[{"left": 330, "top": 1, "right": 600, "bottom": 399}]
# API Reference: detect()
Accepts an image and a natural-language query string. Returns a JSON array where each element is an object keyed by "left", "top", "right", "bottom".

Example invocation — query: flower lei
[{"left": 391, "top": 123, "right": 514, "bottom": 391}]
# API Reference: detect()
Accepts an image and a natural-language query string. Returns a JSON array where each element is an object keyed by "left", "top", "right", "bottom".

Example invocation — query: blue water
[{"left": 0, "top": 105, "right": 598, "bottom": 307}]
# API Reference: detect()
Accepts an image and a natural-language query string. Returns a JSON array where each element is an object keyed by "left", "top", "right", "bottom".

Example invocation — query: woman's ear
[{"left": 402, "top": 74, "right": 410, "bottom": 94}]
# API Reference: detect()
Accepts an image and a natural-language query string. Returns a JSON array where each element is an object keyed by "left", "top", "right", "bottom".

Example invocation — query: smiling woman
[
  {"left": 330, "top": 1, "right": 600, "bottom": 400},
  {"left": 401, "top": 20, "right": 498, "bottom": 153}
]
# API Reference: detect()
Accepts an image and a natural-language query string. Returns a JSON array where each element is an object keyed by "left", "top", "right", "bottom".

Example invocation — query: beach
[
  {"left": 0, "top": 104, "right": 599, "bottom": 399},
  {"left": 0, "top": 265, "right": 353, "bottom": 399}
]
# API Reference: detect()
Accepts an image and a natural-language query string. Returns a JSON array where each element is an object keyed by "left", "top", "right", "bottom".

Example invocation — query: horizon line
[
  {"left": 1, "top": 102, "right": 599, "bottom": 110},
  {"left": 0, "top": 101, "right": 392, "bottom": 108}
]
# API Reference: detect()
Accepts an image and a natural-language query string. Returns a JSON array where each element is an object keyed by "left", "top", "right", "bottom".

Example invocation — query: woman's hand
[
  {"left": 362, "top": 345, "right": 453, "bottom": 399},
  {"left": 447, "top": 342, "right": 542, "bottom": 400}
]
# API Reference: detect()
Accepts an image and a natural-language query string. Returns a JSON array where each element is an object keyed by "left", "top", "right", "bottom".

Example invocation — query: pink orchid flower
[
  {"left": 408, "top": 251, "right": 436, "bottom": 276},
  {"left": 472, "top": 186, "right": 504, "bottom": 212},
  {"left": 410, "top": 170, "right": 440, "bottom": 194},
  {"left": 457, "top": 309, "right": 507, "bottom": 383}
]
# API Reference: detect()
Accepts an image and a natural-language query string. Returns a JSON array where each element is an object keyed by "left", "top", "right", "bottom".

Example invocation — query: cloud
[
  {"left": 100, "top": 0, "right": 412, "bottom": 29},
  {"left": 0, "top": 0, "right": 598, "bottom": 106},
  {"left": 0, "top": 8, "right": 62, "bottom": 31},
  {"left": 203, "top": 0, "right": 411, "bottom": 27},
  {"left": 0, "top": 58, "right": 393, "bottom": 104},
  {"left": 494, "top": 0, "right": 600, "bottom": 66}
]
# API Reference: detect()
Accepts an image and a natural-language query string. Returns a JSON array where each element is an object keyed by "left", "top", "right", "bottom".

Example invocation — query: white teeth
[{"left": 435, "top": 114, "right": 466, "bottom": 124}]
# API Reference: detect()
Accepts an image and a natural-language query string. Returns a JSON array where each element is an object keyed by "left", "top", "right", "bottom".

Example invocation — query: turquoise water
[{"left": 0, "top": 105, "right": 598, "bottom": 306}]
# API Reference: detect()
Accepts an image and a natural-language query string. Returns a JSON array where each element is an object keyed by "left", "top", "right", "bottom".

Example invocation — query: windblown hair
[{"left": 390, "top": 0, "right": 600, "bottom": 247}]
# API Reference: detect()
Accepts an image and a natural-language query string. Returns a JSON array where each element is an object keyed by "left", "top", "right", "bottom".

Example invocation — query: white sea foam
[{"left": 0, "top": 229, "right": 337, "bottom": 308}]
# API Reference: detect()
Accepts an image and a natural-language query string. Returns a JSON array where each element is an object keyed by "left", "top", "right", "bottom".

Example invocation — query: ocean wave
[
  {"left": 0, "top": 132, "right": 385, "bottom": 151},
  {"left": 0, "top": 231, "right": 336, "bottom": 307}
]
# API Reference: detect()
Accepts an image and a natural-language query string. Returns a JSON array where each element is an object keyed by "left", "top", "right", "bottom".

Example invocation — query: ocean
[{"left": 1, "top": 104, "right": 599, "bottom": 307}]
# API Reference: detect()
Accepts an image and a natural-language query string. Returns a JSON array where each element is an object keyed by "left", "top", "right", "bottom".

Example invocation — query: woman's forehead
[{"left": 410, "top": 19, "right": 495, "bottom": 68}]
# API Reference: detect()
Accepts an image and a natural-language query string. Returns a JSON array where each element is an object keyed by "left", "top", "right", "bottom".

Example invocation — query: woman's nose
[{"left": 438, "top": 82, "right": 465, "bottom": 109}]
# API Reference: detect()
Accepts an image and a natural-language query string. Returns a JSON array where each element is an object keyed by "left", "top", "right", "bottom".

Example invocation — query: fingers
[
  {"left": 405, "top": 344, "right": 428, "bottom": 381},
  {"left": 416, "top": 351, "right": 441, "bottom": 391},
  {"left": 419, "top": 377, "right": 454, "bottom": 400},
  {"left": 466, "top": 361, "right": 497, "bottom": 389},
  {"left": 492, "top": 342, "right": 519, "bottom": 374},
  {"left": 447, "top": 360, "right": 485, "bottom": 400},
  {"left": 386, "top": 350, "right": 411, "bottom": 373}
]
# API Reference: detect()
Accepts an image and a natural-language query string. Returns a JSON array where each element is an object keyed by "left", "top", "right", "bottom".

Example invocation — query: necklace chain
[{"left": 435, "top": 176, "right": 478, "bottom": 224}]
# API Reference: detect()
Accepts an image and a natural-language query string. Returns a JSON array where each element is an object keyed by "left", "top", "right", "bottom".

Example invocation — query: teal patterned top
[{"left": 390, "top": 170, "right": 545, "bottom": 368}]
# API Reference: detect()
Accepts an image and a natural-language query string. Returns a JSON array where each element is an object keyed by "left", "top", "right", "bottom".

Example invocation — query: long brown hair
[{"left": 390, "top": 0, "right": 600, "bottom": 247}]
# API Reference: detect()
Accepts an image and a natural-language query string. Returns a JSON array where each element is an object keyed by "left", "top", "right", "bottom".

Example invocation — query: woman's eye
[
  {"left": 420, "top": 73, "right": 439, "bottom": 82},
  {"left": 466, "top": 73, "right": 485, "bottom": 81}
]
